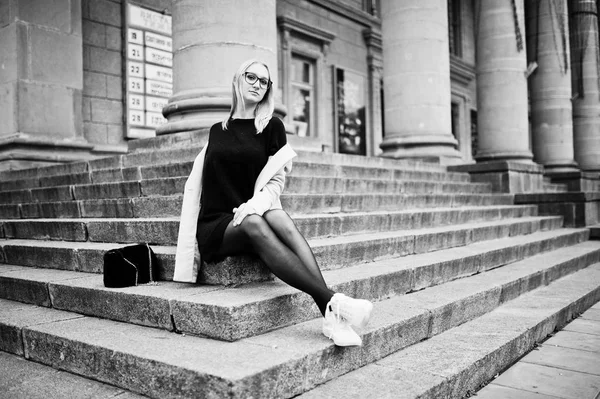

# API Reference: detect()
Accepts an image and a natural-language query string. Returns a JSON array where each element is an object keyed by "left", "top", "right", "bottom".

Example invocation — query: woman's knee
[
  {"left": 239, "top": 214, "right": 272, "bottom": 242},
  {"left": 265, "top": 210, "right": 297, "bottom": 234}
]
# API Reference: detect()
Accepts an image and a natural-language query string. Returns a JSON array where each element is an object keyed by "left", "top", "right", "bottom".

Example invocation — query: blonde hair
[{"left": 222, "top": 59, "right": 275, "bottom": 134}]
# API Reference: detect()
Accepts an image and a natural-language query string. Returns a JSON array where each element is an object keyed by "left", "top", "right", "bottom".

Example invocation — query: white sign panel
[
  {"left": 128, "top": 61, "right": 144, "bottom": 78},
  {"left": 145, "top": 111, "right": 167, "bottom": 128},
  {"left": 128, "top": 94, "right": 144, "bottom": 110},
  {"left": 145, "top": 32, "right": 172, "bottom": 51},
  {"left": 129, "top": 4, "right": 171, "bottom": 35},
  {"left": 145, "top": 96, "right": 168, "bottom": 113},
  {"left": 146, "top": 80, "right": 172, "bottom": 97},
  {"left": 145, "top": 47, "right": 172, "bottom": 67},
  {"left": 128, "top": 28, "right": 143, "bottom": 45},
  {"left": 128, "top": 44, "right": 144, "bottom": 61},
  {"left": 129, "top": 77, "right": 145, "bottom": 93},
  {"left": 129, "top": 77, "right": 144, "bottom": 93},
  {"left": 126, "top": 3, "right": 172, "bottom": 139},
  {"left": 145, "top": 64, "right": 172, "bottom": 82},
  {"left": 129, "top": 109, "right": 145, "bottom": 126}
]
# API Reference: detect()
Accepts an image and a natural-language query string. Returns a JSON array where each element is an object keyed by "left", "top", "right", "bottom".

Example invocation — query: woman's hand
[{"left": 232, "top": 202, "right": 258, "bottom": 226}]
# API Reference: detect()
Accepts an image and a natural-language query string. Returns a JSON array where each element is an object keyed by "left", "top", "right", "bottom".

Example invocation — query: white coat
[{"left": 173, "top": 141, "right": 297, "bottom": 283}]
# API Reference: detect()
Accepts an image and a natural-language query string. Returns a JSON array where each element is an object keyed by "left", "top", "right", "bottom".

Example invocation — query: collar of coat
[{"left": 173, "top": 142, "right": 297, "bottom": 283}]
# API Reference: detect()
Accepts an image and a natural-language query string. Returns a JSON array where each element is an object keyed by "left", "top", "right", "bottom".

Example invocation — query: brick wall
[{"left": 82, "top": 0, "right": 124, "bottom": 146}]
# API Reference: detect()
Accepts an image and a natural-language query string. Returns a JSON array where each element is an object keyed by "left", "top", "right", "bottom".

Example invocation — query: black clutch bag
[{"left": 103, "top": 243, "right": 158, "bottom": 288}]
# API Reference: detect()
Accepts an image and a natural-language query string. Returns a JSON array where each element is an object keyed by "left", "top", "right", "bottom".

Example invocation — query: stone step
[
  {"left": 126, "top": 127, "right": 209, "bottom": 153},
  {"left": 0, "top": 160, "right": 471, "bottom": 192},
  {"left": 0, "top": 192, "right": 516, "bottom": 220},
  {"left": 1, "top": 249, "right": 598, "bottom": 398},
  {"left": 0, "top": 141, "right": 450, "bottom": 184},
  {"left": 291, "top": 162, "right": 469, "bottom": 182},
  {"left": 0, "top": 205, "right": 536, "bottom": 244},
  {"left": 281, "top": 192, "right": 515, "bottom": 214},
  {"left": 297, "top": 264, "right": 600, "bottom": 399},
  {"left": 591, "top": 224, "right": 600, "bottom": 239},
  {"left": 543, "top": 181, "right": 569, "bottom": 193},
  {"left": 0, "top": 216, "right": 566, "bottom": 282},
  {"left": 1, "top": 229, "right": 592, "bottom": 342},
  {"left": 127, "top": 137, "right": 450, "bottom": 172},
  {"left": 0, "top": 174, "right": 488, "bottom": 206}
]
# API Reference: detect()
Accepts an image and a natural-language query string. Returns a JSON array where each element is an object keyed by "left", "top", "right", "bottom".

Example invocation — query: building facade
[{"left": 0, "top": 0, "right": 599, "bottom": 176}]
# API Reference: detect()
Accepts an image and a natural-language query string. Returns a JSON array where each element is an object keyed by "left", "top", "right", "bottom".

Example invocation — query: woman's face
[{"left": 240, "top": 63, "right": 270, "bottom": 107}]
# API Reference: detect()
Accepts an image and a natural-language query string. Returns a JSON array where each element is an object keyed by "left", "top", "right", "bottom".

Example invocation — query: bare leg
[
  {"left": 216, "top": 215, "right": 334, "bottom": 315},
  {"left": 262, "top": 209, "right": 328, "bottom": 288}
]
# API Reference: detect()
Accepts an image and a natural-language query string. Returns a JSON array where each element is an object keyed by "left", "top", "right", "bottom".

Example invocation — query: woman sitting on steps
[{"left": 174, "top": 58, "right": 373, "bottom": 346}]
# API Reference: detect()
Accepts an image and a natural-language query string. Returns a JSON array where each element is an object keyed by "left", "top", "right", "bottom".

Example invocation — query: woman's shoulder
[
  {"left": 210, "top": 121, "right": 225, "bottom": 133},
  {"left": 267, "top": 116, "right": 285, "bottom": 130}
]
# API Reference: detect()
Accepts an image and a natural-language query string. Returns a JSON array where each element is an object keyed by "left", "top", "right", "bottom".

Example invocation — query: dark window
[
  {"left": 448, "top": 0, "right": 462, "bottom": 57},
  {"left": 380, "top": 78, "right": 385, "bottom": 137},
  {"left": 290, "top": 55, "right": 316, "bottom": 137},
  {"left": 470, "top": 109, "right": 478, "bottom": 157},
  {"left": 364, "top": 0, "right": 378, "bottom": 16},
  {"left": 451, "top": 102, "right": 460, "bottom": 138}
]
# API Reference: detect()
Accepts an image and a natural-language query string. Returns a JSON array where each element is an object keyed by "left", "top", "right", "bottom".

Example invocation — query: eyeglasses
[{"left": 244, "top": 72, "right": 271, "bottom": 89}]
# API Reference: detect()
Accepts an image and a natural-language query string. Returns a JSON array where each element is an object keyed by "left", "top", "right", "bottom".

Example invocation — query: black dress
[{"left": 196, "top": 116, "right": 287, "bottom": 262}]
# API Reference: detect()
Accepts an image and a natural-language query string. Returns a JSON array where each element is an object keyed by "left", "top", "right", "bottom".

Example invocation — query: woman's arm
[{"left": 232, "top": 160, "right": 290, "bottom": 226}]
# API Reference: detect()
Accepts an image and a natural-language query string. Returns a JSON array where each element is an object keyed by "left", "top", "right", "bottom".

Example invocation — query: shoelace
[{"left": 325, "top": 300, "right": 343, "bottom": 339}]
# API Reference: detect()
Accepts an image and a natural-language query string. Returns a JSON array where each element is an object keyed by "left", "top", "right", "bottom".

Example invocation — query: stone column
[
  {"left": 450, "top": 0, "right": 544, "bottom": 193},
  {"left": 157, "top": 0, "right": 280, "bottom": 135},
  {"left": 364, "top": 28, "right": 383, "bottom": 156},
  {"left": 0, "top": 0, "right": 90, "bottom": 170},
  {"left": 526, "top": 0, "right": 578, "bottom": 173},
  {"left": 475, "top": 0, "right": 533, "bottom": 162},
  {"left": 569, "top": 0, "right": 600, "bottom": 172},
  {"left": 379, "top": 0, "right": 462, "bottom": 163}
]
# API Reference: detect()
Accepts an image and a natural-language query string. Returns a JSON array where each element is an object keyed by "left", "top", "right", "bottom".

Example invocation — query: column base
[
  {"left": 379, "top": 134, "right": 463, "bottom": 165},
  {"left": 448, "top": 161, "right": 545, "bottom": 193},
  {"left": 158, "top": 90, "right": 287, "bottom": 136},
  {"left": 545, "top": 170, "right": 600, "bottom": 192},
  {"left": 541, "top": 160, "right": 580, "bottom": 174},
  {"left": 515, "top": 192, "right": 600, "bottom": 227},
  {"left": 474, "top": 150, "right": 534, "bottom": 163},
  {"left": 157, "top": 95, "right": 230, "bottom": 136},
  {"left": 0, "top": 134, "right": 127, "bottom": 172}
]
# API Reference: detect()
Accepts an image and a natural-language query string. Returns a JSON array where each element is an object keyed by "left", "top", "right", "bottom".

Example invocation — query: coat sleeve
[
  {"left": 173, "top": 144, "right": 207, "bottom": 283},
  {"left": 245, "top": 160, "right": 292, "bottom": 215}
]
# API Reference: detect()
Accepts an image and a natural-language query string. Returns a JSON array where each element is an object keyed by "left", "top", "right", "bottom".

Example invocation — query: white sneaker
[
  {"left": 322, "top": 305, "right": 362, "bottom": 347},
  {"left": 329, "top": 293, "right": 373, "bottom": 329}
]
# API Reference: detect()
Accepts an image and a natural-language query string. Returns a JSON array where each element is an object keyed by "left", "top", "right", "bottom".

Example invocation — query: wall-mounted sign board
[{"left": 125, "top": 3, "right": 172, "bottom": 139}]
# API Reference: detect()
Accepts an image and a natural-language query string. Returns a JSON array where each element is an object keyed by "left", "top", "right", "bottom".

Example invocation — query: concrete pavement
[
  {"left": 0, "top": 351, "right": 146, "bottom": 399},
  {"left": 475, "top": 302, "right": 600, "bottom": 399}
]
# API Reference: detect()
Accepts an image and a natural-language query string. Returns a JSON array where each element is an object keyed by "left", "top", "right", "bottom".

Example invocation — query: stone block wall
[
  {"left": 0, "top": 0, "right": 93, "bottom": 171},
  {"left": 82, "top": 0, "right": 124, "bottom": 146},
  {"left": 0, "top": 1, "right": 83, "bottom": 140}
]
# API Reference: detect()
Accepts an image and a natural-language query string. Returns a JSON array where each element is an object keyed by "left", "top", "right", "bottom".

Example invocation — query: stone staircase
[{"left": 1, "top": 137, "right": 599, "bottom": 398}]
